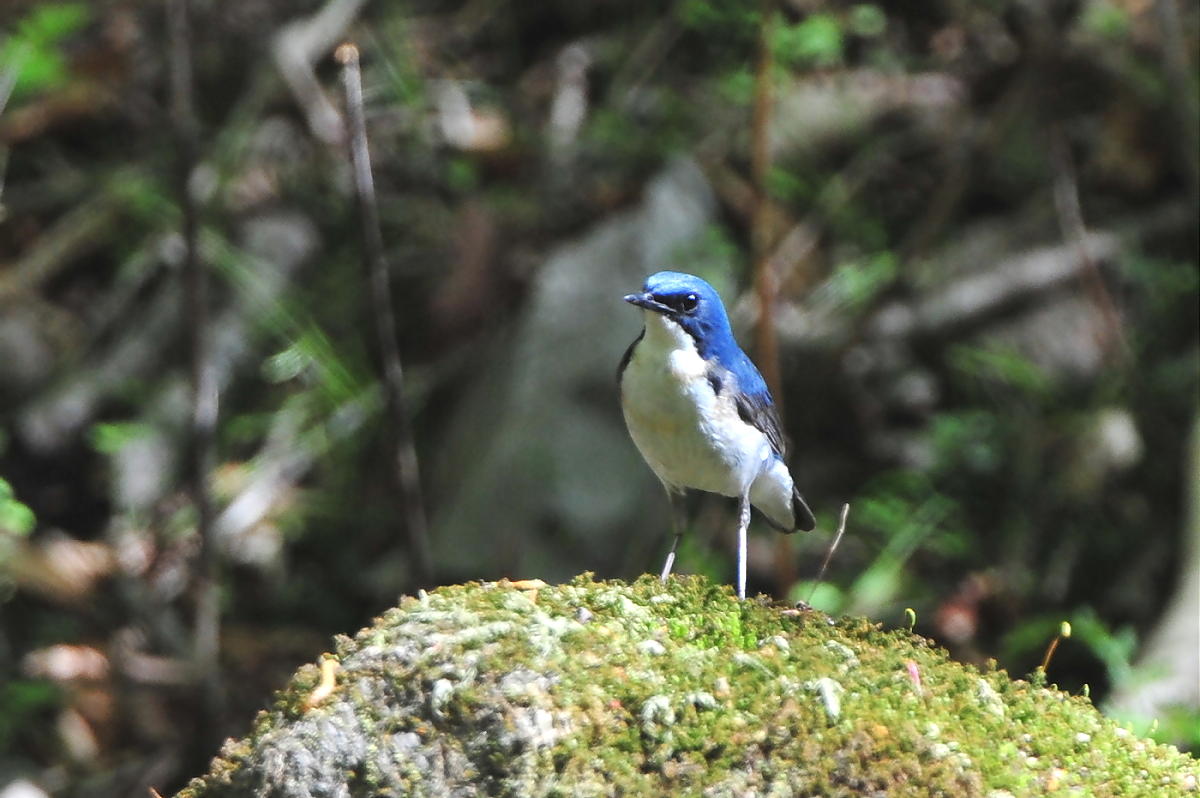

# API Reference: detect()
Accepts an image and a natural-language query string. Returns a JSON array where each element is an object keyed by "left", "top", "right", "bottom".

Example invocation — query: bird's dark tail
[{"left": 793, "top": 486, "right": 816, "bottom": 532}]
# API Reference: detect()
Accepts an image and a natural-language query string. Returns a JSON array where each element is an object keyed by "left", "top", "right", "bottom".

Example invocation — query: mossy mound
[{"left": 177, "top": 575, "right": 1197, "bottom": 797}]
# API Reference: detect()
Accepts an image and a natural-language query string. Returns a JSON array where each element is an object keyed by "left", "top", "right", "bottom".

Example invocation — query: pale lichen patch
[
  {"left": 823, "top": 639, "right": 859, "bottom": 672},
  {"left": 976, "top": 678, "right": 1005, "bottom": 718},
  {"left": 637, "top": 639, "right": 667, "bottom": 656},
  {"left": 640, "top": 695, "right": 677, "bottom": 730},
  {"left": 805, "top": 677, "right": 844, "bottom": 721}
]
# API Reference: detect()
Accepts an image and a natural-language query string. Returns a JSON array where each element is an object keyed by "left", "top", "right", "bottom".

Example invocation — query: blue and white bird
[{"left": 618, "top": 271, "right": 815, "bottom": 599}]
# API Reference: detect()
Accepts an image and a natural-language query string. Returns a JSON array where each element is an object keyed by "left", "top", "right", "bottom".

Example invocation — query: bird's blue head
[{"left": 624, "top": 271, "right": 737, "bottom": 359}]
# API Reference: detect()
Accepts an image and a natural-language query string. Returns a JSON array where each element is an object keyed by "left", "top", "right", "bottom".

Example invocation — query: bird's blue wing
[
  {"left": 726, "top": 353, "right": 816, "bottom": 531},
  {"left": 733, "top": 384, "right": 789, "bottom": 459},
  {"left": 721, "top": 351, "right": 790, "bottom": 459}
]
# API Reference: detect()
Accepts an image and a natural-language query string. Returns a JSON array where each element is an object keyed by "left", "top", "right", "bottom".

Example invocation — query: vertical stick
[
  {"left": 808, "top": 503, "right": 850, "bottom": 604},
  {"left": 752, "top": 0, "right": 793, "bottom": 596},
  {"left": 336, "top": 43, "right": 434, "bottom": 585},
  {"left": 1051, "top": 130, "right": 1126, "bottom": 360},
  {"left": 168, "top": 0, "right": 222, "bottom": 746},
  {"left": 751, "top": 0, "right": 782, "bottom": 403},
  {"left": 1154, "top": 0, "right": 1199, "bottom": 217}
]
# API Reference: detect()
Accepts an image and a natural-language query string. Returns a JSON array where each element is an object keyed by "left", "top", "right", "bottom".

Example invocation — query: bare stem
[
  {"left": 751, "top": 0, "right": 782, "bottom": 402},
  {"left": 1154, "top": 0, "right": 1200, "bottom": 217},
  {"left": 808, "top": 503, "right": 850, "bottom": 604},
  {"left": 1051, "top": 130, "right": 1127, "bottom": 361},
  {"left": 1040, "top": 636, "right": 1061, "bottom": 674},
  {"left": 168, "top": 0, "right": 223, "bottom": 746},
  {"left": 336, "top": 43, "right": 434, "bottom": 585}
]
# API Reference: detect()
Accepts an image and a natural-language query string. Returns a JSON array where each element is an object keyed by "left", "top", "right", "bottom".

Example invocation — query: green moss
[{"left": 176, "top": 575, "right": 1197, "bottom": 798}]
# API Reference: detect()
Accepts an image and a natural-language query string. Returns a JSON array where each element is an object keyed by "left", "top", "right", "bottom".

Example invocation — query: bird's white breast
[{"left": 620, "top": 314, "right": 773, "bottom": 498}]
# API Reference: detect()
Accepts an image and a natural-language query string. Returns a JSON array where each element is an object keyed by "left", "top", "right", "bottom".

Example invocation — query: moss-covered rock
[{"left": 176, "top": 575, "right": 1197, "bottom": 797}]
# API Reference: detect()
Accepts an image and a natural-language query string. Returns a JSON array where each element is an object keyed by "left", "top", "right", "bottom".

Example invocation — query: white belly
[{"left": 620, "top": 317, "right": 772, "bottom": 498}]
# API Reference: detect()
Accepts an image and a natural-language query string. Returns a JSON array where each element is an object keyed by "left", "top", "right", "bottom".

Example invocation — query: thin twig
[
  {"left": 607, "top": 17, "right": 682, "bottom": 109},
  {"left": 1154, "top": 0, "right": 1200, "bottom": 216},
  {"left": 0, "top": 189, "right": 118, "bottom": 300},
  {"left": 0, "top": 42, "right": 25, "bottom": 220},
  {"left": 336, "top": 43, "right": 434, "bottom": 585},
  {"left": 168, "top": 0, "right": 223, "bottom": 748},
  {"left": 751, "top": 3, "right": 796, "bottom": 595},
  {"left": 0, "top": 41, "right": 27, "bottom": 117},
  {"left": 0, "top": 146, "right": 9, "bottom": 222},
  {"left": 751, "top": 0, "right": 783, "bottom": 401},
  {"left": 1051, "top": 130, "right": 1127, "bottom": 361},
  {"left": 808, "top": 503, "right": 850, "bottom": 604},
  {"left": 274, "top": 0, "right": 368, "bottom": 144}
]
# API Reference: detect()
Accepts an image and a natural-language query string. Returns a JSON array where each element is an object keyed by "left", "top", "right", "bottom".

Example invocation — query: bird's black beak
[{"left": 624, "top": 292, "right": 673, "bottom": 315}]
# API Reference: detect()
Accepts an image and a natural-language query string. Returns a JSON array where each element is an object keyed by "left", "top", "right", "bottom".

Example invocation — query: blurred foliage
[
  {"left": 774, "top": 13, "right": 845, "bottom": 68},
  {"left": 0, "top": 477, "right": 36, "bottom": 536},
  {"left": 0, "top": 0, "right": 1196, "bottom": 794},
  {"left": 0, "top": 680, "right": 58, "bottom": 753},
  {"left": 0, "top": 3, "right": 90, "bottom": 101}
]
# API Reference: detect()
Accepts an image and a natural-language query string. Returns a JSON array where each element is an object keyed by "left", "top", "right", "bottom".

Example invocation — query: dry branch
[
  {"left": 751, "top": 0, "right": 783, "bottom": 403},
  {"left": 168, "top": 0, "right": 223, "bottom": 751},
  {"left": 336, "top": 43, "right": 434, "bottom": 585}
]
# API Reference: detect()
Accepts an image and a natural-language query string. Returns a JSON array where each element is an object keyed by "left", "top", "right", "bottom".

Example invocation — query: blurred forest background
[{"left": 0, "top": 0, "right": 1197, "bottom": 795}]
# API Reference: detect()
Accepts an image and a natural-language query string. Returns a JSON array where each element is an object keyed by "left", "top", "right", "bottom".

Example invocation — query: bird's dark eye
[{"left": 680, "top": 293, "right": 699, "bottom": 313}]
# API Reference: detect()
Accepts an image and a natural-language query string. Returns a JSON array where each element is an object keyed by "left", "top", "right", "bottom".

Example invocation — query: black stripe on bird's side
[
  {"left": 705, "top": 367, "right": 724, "bottom": 395},
  {"left": 616, "top": 328, "right": 644, "bottom": 382}
]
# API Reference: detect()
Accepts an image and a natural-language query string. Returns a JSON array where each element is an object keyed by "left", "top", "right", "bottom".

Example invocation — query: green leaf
[
  {"left": 1080, "top": 1, "right": 1129, "bottom": 39},
  {"left": 849, "top": 5, "right": 887, "bottom": 38},
  {"left": 716, "top": 67, "right": 755, "bottom": 106},
  {"left": 88, "top": 421, "right": 154, "bottom": 455},
  {"left": 948, "top": 344, "right": 1052, "bottom": 396},
  {"left": 0, "top": 478, "right": 36, "bottom": 536},
  {"left": 676, "top": 0, "right": 758, "bottom": 34},
  {"left": 830, "top": 252, "right": 898, "bottom": 308},
  {"left": 0, "top": 502, "right": 35, "bottom": 536},
  {"left": 17, "top": 2, "right": 90, "bottom": 43},
  {"left": 0, "top": 680, "right": 60, "bottom": 749},
  {"left": 765, "top": 167, "right": 811, "bottom": 203},
  {"left": 928, "top": 411, "right": 1002, "bottom": 475},
  {"left": 0, "top": 3, "right": 91, "bottom": 100},
  {"left": 446, "top": 158, "right": 478, "bottom": 193},
  {"left": 775, "top": 14, "right": 844, "bottom": 68},
  {"left": 264, "top": 344, "right": 311, "bottom": 383}
]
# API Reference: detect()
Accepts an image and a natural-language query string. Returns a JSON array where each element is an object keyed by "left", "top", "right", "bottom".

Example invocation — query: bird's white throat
[
  {"left": 636, "top": 312, "right": 706, "bottom": 381},
  {"left": 640, "top": 310, "right": 691, "bottom": 352}
]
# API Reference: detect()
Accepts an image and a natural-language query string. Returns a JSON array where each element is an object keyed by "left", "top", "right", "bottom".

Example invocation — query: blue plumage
[{"left": 619, "top": 271, "right": 815, "bottom": 599}]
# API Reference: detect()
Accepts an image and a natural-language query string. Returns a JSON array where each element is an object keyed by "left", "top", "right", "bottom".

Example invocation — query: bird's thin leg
[
  {"left": 660, "top": 489, "right": 685, "bottom": 582},
  {"left": 735, "top": 491, "right": 751, "bottom": 600}
]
